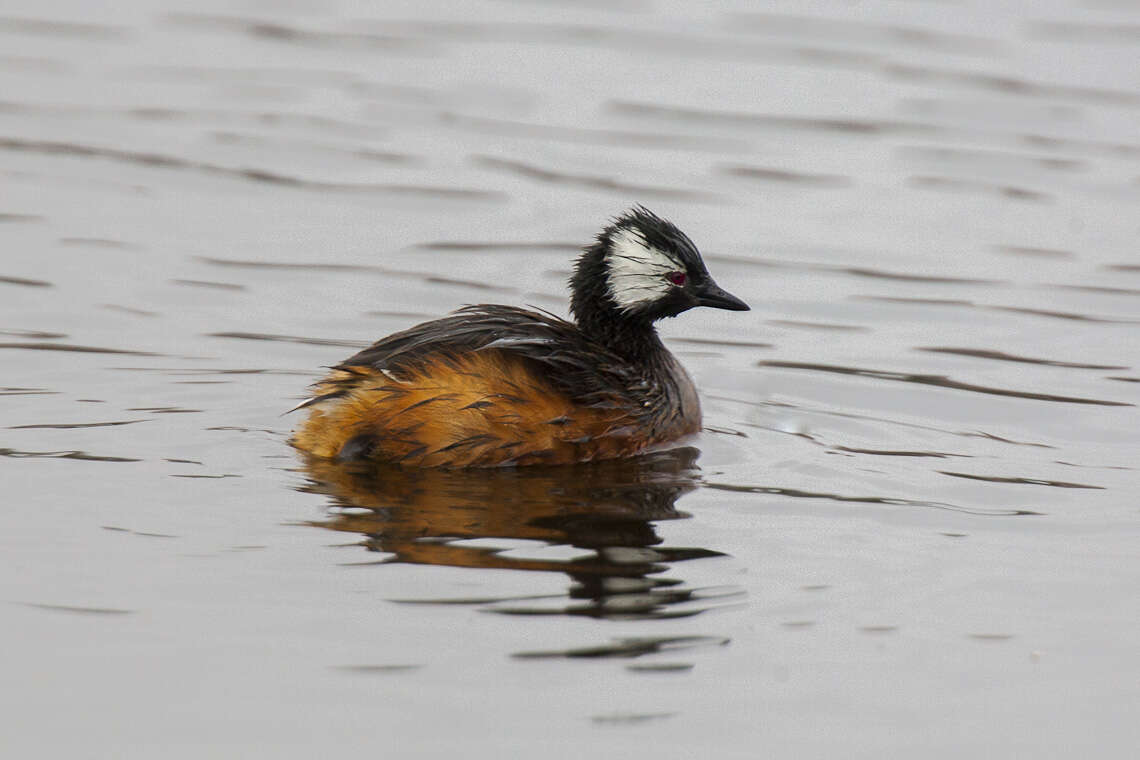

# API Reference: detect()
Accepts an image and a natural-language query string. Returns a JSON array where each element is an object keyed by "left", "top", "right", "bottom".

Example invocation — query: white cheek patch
[{"left": 606, "top": 228, "right": 682, "bottom": 311}]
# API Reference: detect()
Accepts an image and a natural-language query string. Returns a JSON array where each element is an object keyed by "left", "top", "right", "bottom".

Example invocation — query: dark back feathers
[{"left": 337, "top": 305, "right": 656, "bottom": 408}]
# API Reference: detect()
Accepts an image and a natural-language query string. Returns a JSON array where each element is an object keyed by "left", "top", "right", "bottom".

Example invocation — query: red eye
[{"left": 666, "top": 271, "right": 686, "bottom": 286}]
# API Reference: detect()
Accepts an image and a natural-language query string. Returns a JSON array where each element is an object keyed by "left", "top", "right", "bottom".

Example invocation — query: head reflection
[{"left": 298, "top": 447, "right": 733, "bottom": 620}]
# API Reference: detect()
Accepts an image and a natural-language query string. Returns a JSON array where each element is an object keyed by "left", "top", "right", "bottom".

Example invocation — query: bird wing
[{"left": 332, "top": 305, "right": 647, "bottom": 405}]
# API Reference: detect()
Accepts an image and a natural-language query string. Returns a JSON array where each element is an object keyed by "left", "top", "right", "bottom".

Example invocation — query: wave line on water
[
  {"left": 0, "top": 137, "right": 506, "bottom": 200},
  {"left": 0, "top": 447, "right": 140, "bottom": 462},
  {"left": 758, "top": 360, "right": 1133, "bottom": 407},
  {"left": 0, "top": 342, "right": 159, "bottom": 356},
  {"left": 937, "top": 471, "right": 1104, "bottom": 490},
  {"left": 704, "top": 481, "right": 1041, "bottom": 517},
  {"left": 917, "top": 347, "right": 1128, "bottom": 370}
]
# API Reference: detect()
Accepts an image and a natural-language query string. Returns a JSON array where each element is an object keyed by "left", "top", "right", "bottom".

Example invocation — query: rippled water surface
[{"left": 3, "top": 1, "right": 1139, "bottom": 757}]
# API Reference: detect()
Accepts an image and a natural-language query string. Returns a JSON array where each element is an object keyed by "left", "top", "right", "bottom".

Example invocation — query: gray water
[{"left": 2, "top": 1, "right": 1138, "bottom": 757}]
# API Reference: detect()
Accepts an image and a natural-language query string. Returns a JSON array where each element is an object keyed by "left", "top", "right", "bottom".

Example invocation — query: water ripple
[
  {"left": 0, "top": 137, "right": 505, "bottom": 200},
  {"left": 0, "top": 387, "right": 57, "bottom": 396},
  {"left": 163, "top": 13, "right": 432, "bottom": 54},
  {"left": 363, "top": 20, "right": 879, "bottom": 67},
  {"left": 0, "top": 97, "right": 386, "bottom": 138},
  {"left": 908, "top": 175, "right": 1051, "bottom": 202},
  {"left": 17, "top": 602, "right": 135, "bottom": 615},
  {"left": 199, "top": 256, "right": 385, "bottom": 273},
  {"left": 410, "top": 241, "right": 580, "bottom": 253},
  {"left": 995, "top": 245, "right": 1074, "bottom": 259},
  {"left": 0, "top": 447, "right": 140, "bottom": 462},
  {"left": 705, "top": 255, "right": 1003, "bottom": 285},
  {"left": 208, "top": 332, "right": 369, "bottom": 348},
  {"left": 898, "top": 145, "right": 1086, "bottom": 172},
  {"left": 1052, "top": 284, "right": 1140, "bottom": 297},
  {"left": 758, "top": 360, "right": 1132, "bottom": 406},
  {"left": 938, "top": 471, "right": 1104, "bottom": 490},
  {"left": 330, "top": 664, "right": 423, "bottom": 675},
  {"left": 1027, "top": 20, "right": 1140, "bottom": 43},
  {"left": 591, "top": 712, "right": 677, "bottom": 725},
  {"left": 441, "top": 112, "right": 747, "bottom": 152},
  {"left": 727, "top": 12, "right": 1003, "bottom": 55},
  {"left": 0, "top": 275, "right": 51, "bottom": 288},
  {"left": 607, "top": 99, "right": 942, "bottom": 136},
  {"left": 833, "top": 446, "right": 963, "bottom": 459},
  {"left": 171, "top": 279, "right": 245, "bottom": 291},
  {"left": 210, "top": 131, "right": 417, "bottom": 164},
  {"left": 9, "top": 419, "right": 149, "bottom": 429},
  {"left": 918, "top": 347, "right": 1128, "bottom": 370},
  {"left": 704, "top": 482, "right": 1040, "bottom": 517},
  {"left": 769, "top": 320, "right": 867, "bottom": 332},
  {"left": 712, "top": 394, "right": 1059, "bottom": 449},
  {"left": 885, "top": 63, "right": 1140, "bottom": 108},
  {"left": 669, "top": 337, "right": 774, "bottom": 349},
  {"left": 0, "top": 342, "right": 157, "bottom": 356},
  {"left": 855, "top": 296, "right": 1140, "bottom": 324},
  {"left": 512, "top": 635, "right": 730, "bottom": 660},
  {"left": 472, "top": 155, "right": 723, "bottom": 202},
  {"left": 719, "top": 164, "right": 851, "bottom": 186},
  {"left": 0, "top": 15, "right": 126, "bottom": 40},
  {"left": 987, "top": 305, "right": 1140, "bottom": 324}
]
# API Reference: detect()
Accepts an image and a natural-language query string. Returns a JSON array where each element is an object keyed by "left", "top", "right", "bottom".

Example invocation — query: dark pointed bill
[{"left": 696, "top": 281, "right": 750, "bottom": 311}]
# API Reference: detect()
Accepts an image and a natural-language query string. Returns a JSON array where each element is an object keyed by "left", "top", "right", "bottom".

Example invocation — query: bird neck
[
  {"left": 574, "top": 303, "right": 670, "bottom": 369},
  {"left": 570, "top": 240, "right": 671, "bottom": 369}
]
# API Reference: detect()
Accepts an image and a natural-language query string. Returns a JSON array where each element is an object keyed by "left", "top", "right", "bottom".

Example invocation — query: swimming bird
[{"left": 290, "top": 206, "right": 748, "bottom": 467}]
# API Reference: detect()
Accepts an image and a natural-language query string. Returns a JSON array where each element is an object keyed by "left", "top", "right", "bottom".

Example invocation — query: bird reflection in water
[{"left": 297, "top": 447, "right": 739, "bottom": 621}]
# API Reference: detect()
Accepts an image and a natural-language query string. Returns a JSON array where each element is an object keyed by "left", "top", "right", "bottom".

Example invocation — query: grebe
[{"left": 291, "top": 207, "right": 748, "bottom": 467}]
